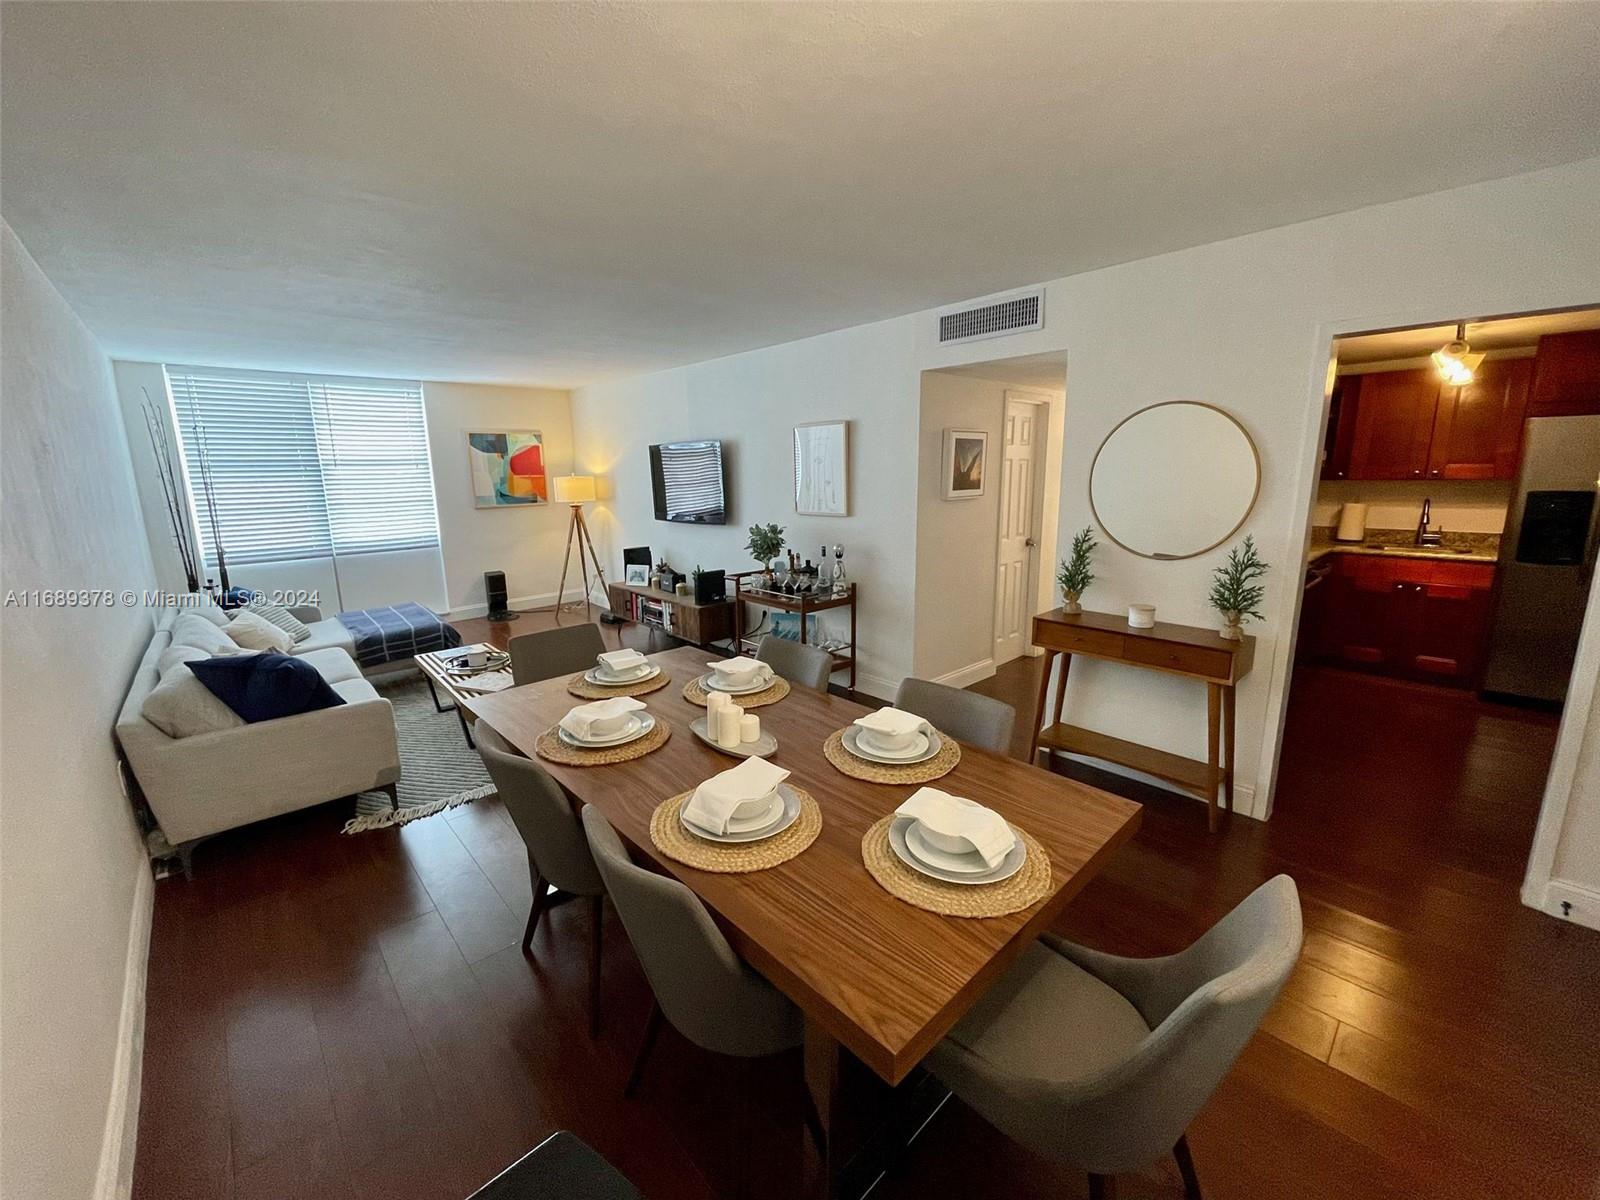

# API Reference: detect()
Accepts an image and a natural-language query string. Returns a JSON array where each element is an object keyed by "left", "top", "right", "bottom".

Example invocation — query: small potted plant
[
  {"left": 746, "top": 522, "right": 786, "bottom": 588},
  {"left": 1209, "top": 535, "right": 1268, "bottom": 641},
  {"left": 1056, "top": 526, "right": 1097, "bottom": 614}
]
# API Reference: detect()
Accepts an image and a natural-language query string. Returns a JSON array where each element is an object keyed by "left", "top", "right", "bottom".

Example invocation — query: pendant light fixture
[{"left": 1432, "top": 322, "right": 1484, "bottom": 387}]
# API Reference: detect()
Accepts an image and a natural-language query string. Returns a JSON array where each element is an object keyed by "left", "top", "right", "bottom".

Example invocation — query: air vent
[{"left": 938, "top": 289, "right": 1044, "bottom": 344}]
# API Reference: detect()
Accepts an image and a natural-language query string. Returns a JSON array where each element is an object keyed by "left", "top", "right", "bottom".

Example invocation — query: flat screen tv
[{"left": 649, "top": 440, "right": 727, "bottom": 524}]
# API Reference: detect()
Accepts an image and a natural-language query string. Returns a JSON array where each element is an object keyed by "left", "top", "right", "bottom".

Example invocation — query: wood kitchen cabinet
[
  {"left": 1333, "top": 360, "right": 1532, "bottom": 481},
  {"left": 1528, "top": 329, "right": 1600, "bottom": 417},
  {"left": 1309, "top": 554, "right": 1495, "bottom": 687}
]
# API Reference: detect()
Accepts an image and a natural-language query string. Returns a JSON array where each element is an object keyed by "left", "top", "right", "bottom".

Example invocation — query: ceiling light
[{"left": 1432, "top": 322, "right": 1484, "bottom": 386}]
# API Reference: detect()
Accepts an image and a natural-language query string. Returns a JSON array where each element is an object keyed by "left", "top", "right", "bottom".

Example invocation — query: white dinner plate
[
  {"left": 905, "top": 823, "right": 1009, "bottom": 875},
  {"left": 701, "top": 672, "right": 773, "bottom": 695},
  {"left": 585, "top": 663, "right": 661, "bottom": 685},
  {"left": 557, "top": 712, "right": 655, "bottom": 748},
  {"left": 888, "top": 816, "right": 1025, "bottom": 885},
  {"left": 682, "top": 784, "right": 801, "bottom": 843},
  {"left": 843, "top": 726, "right": 940, "bottom": 765}
]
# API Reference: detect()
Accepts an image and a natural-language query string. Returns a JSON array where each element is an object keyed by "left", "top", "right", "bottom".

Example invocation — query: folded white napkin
[
  {"left": 682, "top": 756, "right": 791, "bottom": 836},
  {"left": 559, "top": 696, "right": 646, "bottom": 741},
  {"left": 706, "top": 655, "right": 771, "bottom": 680},
  {"left": 598, "top": 648, "right": 648, "bottom": 674},
  {"left": 895, "top": 787, "right": 1016, "bottom": 869},
  {"left": 854, "top": 706, "right": 933, "bottom": 744}
]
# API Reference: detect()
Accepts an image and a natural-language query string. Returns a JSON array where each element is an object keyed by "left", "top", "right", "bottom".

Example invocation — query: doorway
[
  {"left": 993, "top": 393, "right": 1048, "bottom": 667},
  {"left": 1280, "top": 306, "right": 1600, "bottom": 918}
]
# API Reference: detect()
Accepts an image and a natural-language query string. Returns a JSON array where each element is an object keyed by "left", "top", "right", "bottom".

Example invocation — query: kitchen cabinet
[
  {"left": 1528, "top": 329, "right": 1600, "bottom": 417},
  {"left": 1334, "top": 360, "right": 1532, "bottom": 481},
  {"left": 1309, "top": 554, "right": 1495, "bottom": 687}
]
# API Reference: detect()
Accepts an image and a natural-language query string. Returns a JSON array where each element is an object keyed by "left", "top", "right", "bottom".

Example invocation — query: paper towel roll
[{"left": 1336, "top": 502, "right": 1367, "bottom": 543}]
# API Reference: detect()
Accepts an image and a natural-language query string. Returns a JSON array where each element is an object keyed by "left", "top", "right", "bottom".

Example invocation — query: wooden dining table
[{"left": 463, "top": 645, "right": 1142, "bottom": 1196}]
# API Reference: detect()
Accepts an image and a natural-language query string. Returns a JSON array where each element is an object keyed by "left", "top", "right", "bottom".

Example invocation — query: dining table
[{"left": 463, "top": 644, "right": 1143, "bottom": 1197}]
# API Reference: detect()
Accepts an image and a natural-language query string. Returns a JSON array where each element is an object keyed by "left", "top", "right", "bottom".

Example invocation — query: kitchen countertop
[{"left": 1307, "top": 542, "right": 1499, "bottom": 566}]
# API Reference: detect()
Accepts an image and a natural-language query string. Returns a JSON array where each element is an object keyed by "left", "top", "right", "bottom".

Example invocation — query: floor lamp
[{"left": 550, "top": 475, "right": 608, "bottom": 614}]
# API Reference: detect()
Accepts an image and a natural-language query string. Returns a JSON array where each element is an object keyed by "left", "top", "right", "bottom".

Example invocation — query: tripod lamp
[{"left": 550, "top": 474, "right": 608, "bottom": 613}]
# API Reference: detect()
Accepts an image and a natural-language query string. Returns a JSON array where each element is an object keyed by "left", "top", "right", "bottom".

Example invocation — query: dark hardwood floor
[{"left": 131, "top": 613, "right": 1600, "bottom": 1199}]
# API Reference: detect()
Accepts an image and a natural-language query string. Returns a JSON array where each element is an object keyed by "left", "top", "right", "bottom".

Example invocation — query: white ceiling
[
  {"left": 4, "top": 3, "right": 1599, "bottom": 389},
  {"left": 932, "top": 352, "right": 1067, "bottom": 392},
  {"left": 1336, "top": 308, "right": 1600, "bottom": 365}
]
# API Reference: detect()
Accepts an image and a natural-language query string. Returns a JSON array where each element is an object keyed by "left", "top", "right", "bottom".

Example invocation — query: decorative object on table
[
  {"left": 690, "top": 714, "right": 777, "bottom": 759},
  {"left": 793, "top": 420, "right": 849, "bottom": 516},
  {"left": 830, "top": 543, "right": 848, "bottom": 596},
  {"left": 140, "top": 389, "right": 200, "bottom": 592},
  {"left": 439, "top": 644, "right": 512, "bottom": 677},
  {"left": 680, "top": 755, "right": 790, "bottom": 836},
  {"left": 682, "top": 672, "right": 791, "bottom": 709},
  {"left": 548, "top": 475, "right": 609, "bottom": 613},
  {"left": 1127, "top": 603, "right": 1156, "bottom": 629},
  {"left": 468, "top": 430, "right": 547, "bottom": 506},
  {"left": 484, "top": 569, "right": 520, "bottom": 622},
  {"left": 1090, "top": 401, "right": 1259, "bottom": 559},
  {"left": 624, "top": 563, "right": 649, "bottom": 586},
  {"left": 860, "top": 813, "right": 1051, "bottom": 918},
  {"left": 942, "top": 428, "right": 988, "bottom": 500},
  {"left": 649, "top": 786, "right": 822, "bottom": 873},
  {"left": 823, "top": 726, "right": 960, "bottom": 785},
  {"left": 558, "top": 696, "right": 649, "bottom": 744},
  {"left": 535, "top": 717, "right": 671, "bottom": 766},
  {"left": 1056, "top": 526, "right": 1097, "bottom": 614},
  {"left": 691, "top": 566, "right": 726, "bottom": 605},
  {"left": 675, "top": 581, "right": 691, "bottom": 596},
  {"left": 769, "top": 611, "right": 819, "bottom": 642},
  {"left": 565, "top": 669, "right": 671, "bottom": 700},
  {"left": 746, "top": 522, "right": 786, "bottom": 588},
  {"left": 1208, "top": 535, "right": 1268, "bottom": 641},
  {"left": 343, "top": 675, "right": 496, "bottom": 834}
]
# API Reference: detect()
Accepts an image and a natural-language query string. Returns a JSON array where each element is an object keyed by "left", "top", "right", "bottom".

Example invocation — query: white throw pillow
[
  {"left": 226, "top": 609, "right": 293, "bottom": 653},
  {"left": 244, "top": 598, "right": 311, "bottom": 644},
  {"left": 179, "top": 593, "right": 232, "bottom": 627},
  {"left": 171, "top": 613, "right": 240, "bottom": 657},
  {"left": 156, "top": 644, "right": 208, "bottom": 678},
  {"left": 141, "top": 663, "right": 246, "bottom": 738}
]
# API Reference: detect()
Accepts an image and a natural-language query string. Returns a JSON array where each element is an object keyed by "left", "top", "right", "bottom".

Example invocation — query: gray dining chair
[
  {"left": 926, "top": 874, "right": 1303, "bottom": 1199},
  {"left": 510, "top": 623, "right": 607, "bottom": 686},
  {"left": 894, "top": 676, "right": 1016, "bottom": 754},
  {"left": 754, "top": 634, "right": 833, "bottom": 693},
  {"left": 476, "top": 722, "right": 608, "bottom": 1037}
]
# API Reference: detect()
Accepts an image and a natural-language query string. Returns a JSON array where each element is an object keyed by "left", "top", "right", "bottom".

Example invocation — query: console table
[
  {"left": 605, "top": 582, "right": 734, "bottom": 649},
  {"left": 1028, "top": 608, "right": 1254, "bottom": 831},
  {"left": 730, "top": 573, "right": 857, "bottom": 691}
]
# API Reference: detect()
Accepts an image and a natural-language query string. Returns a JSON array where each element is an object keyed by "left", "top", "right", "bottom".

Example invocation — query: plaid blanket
[{"left": 336, "top": 603, "right": 461, "bottom": 668}]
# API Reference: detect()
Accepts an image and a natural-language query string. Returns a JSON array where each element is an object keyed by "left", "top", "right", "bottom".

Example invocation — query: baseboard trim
[
  {"left": 1535, "top": 878, "right": 1600, "bottom": 932},
  {"left": 446, "top": 585, "right": 599, "bottom": 621},
  {"left": 854, "top": 672, "right": 897, "bottom": 703},
  {"left": 933, "top": 658, "right": 996, "bottom": 689},
  {"left": 95, "top": 862, "right": 155, "bottom": 1200},
  {"left": 1049, "top": 753, "right": 1262, "bottom": 821}
]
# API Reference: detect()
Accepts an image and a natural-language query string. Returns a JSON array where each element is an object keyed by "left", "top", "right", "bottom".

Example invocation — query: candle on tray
[
  {"left": 705, "top": 690, "right": 729, "bottom": 715},
  {"left": 739, "top": 713, "right": 760, "bottom": 743},
  {"left": 718, "top": 703, "right": 744, "bottom": 748}
]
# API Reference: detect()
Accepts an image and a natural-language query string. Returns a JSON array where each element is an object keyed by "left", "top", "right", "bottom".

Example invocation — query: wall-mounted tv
[{"left": 649, "top": 440, "right": 727, "bottom": 525}]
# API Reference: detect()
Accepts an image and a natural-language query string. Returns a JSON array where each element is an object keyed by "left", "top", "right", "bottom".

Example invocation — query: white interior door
[{"left": 994, "top": 398, "right": 1042, "bottom": 665}]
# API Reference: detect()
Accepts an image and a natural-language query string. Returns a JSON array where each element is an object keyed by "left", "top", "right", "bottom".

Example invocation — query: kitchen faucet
[{"left": 1415, "top": 498, "right": 1442, "bottom": 547}]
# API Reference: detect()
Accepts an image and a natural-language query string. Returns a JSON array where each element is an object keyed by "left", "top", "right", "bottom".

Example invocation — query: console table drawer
[
  {"left": 1036, "top": 623, "right": 1126, "bottom": 658},
  {"left": 1122, "top": 638, "right": 1233, "bottom": 680}
]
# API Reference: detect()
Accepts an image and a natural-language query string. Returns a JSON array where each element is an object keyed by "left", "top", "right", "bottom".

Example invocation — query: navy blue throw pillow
[{"left": 190, "top": 653, "right": 346, "bottom": 723}]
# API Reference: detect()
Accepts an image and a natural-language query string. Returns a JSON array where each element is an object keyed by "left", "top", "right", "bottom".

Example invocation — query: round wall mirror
[{"left": 1089, "top": 401, "right": 1260, "bottom": 560}]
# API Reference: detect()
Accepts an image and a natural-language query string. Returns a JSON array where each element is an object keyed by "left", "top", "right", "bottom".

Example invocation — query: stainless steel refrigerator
[{"left": 1482, "top": 415, "right": 1600, "bottom": 704}]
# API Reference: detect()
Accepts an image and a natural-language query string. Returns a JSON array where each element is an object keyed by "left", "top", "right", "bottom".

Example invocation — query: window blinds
[{"left": 166, "top": 366, "right": 440, "bottom": 568}]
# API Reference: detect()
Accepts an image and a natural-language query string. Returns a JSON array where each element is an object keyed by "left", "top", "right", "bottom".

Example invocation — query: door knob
[{"left": 1025, "top": 538, "right": 1036, "bottom": 547}]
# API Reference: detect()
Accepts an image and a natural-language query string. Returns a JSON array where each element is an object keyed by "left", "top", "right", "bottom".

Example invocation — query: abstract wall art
[{"left": 467, "top": 430, "right": 547, "bottom": 507}]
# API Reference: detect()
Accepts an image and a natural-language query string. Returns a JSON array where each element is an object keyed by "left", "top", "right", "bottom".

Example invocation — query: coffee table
[{"left": 415, "top": 643, "right": 510, "bottom": 748}]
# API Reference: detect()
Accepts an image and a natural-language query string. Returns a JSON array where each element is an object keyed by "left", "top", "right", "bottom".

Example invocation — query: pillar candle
[
  {"left": 739, "top": 713, "right": 760, "bottom": 743},
  {"left": 705, "top": 690, "right": 729, "bottom": 716},
  {"left": 718, "top": 703, "right": 743, "bottom": 748}
]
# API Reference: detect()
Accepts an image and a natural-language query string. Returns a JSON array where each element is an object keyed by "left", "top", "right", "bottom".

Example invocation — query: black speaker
[
  {"left": 693, "top": 568, "right": 726, "bottom": 605},
  {"left": 484, "top": 570, "right": 519, "bottom": 622}
]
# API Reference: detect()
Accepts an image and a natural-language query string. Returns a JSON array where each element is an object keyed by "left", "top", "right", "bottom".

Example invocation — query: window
[{"left": 166, "top": 365, "right": 440, "bottom": 568}]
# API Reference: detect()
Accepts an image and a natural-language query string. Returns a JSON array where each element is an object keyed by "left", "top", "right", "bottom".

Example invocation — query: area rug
[{"left": 342, "top": 675, "right": 496, "bottom": 834}]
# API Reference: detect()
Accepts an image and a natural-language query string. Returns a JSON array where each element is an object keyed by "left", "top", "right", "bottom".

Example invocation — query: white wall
[
  {"left": 572, "top": 319, "right": 920, "bottom": 697},
  {"left": 1312, "top": 479, "right": 1512, "bottom": 535},
  {"left": 2, "top": 222, "right": 156, "bottom": 1200},
  {"left": 421, "top": 381, "right": 578, "bottom": 615},
  {"left": 574, "top": 157, "right": 1600, "bottom": 845}
]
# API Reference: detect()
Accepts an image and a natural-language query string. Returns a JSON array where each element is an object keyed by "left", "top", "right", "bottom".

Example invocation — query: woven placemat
[
  {"left": 565, "top": 670, "right": 672, "bottom": 700},
  {"left": 822, "top": 728, "right": 961, "bottom": 785},
  {"left": 681, "top": 674, "right": 791, "bottom": 710},
  {"left": 650, "top": 787, "right": 822, "bottom": 873},
  {"left": 534, "top": 720, "right": 671, "bottom": 766},
  {"left": 861, "top": 815, "right": 1052, "bottom": 918}
]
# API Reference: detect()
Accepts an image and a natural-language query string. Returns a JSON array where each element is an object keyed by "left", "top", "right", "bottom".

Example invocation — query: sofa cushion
[
  {"left": 225, "top": 609, "right": 295, "bottom": 653},
  {"left": 170, "top": 613, "right": 242, "bottom": 658},
  {"left": 190, "top": 653, "right": 346, "bottom": 723},
  {"left": 179, "top": 593, "right": 232, "bottom": 627},
  {"left": 295, "top": 647, "right": 362, "bottom": 685},
  {"left": 291, "top": 617, "right": 357, "bottom": 657},
  {"left": 156, "top": 644, "right": 208, "bottom": 678},
  {"left": 244, "top": 598, "right": 312, "bottom": 644},
  {"left": 141, "top": 663, "right": 248, "bottom": 738},
  {"left": 330, "top": 677, "right": 382, "bottom": 705}
]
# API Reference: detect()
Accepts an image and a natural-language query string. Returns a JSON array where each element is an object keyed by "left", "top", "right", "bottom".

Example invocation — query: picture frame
[
  {"left": 466, "top": 430, "right": 547, "bottom": 508},
  {"left": 793, "top": 420, "right": 849, "bottom": 517},
  {"left": 943, "top": 428, "right": 988, "bottom": 500},
  {"left": 624, "top": 563, "right": 650, "bottom": 586}
]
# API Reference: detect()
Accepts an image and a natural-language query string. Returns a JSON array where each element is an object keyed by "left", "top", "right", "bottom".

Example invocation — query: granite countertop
[{"left": 1306, "top": 527, "right": 1500, "bottom": 566}]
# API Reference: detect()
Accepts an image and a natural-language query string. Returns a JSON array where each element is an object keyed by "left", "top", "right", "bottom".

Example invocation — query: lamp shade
[{"left": 552, "top": 474, "right": 598, "bottom": 504}]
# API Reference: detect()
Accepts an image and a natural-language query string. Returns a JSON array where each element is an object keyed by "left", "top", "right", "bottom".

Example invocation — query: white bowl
[
  {"left": 858, "top": 726, "right": 918, "bottom": 753},
  {"left": 732, "top": 789, "right": 779, "bottom": 819},
  {"left": 916, "top": 824, "right": 978, "bottom": 856},
  {"left": 587, "top": 713, "right": 634, "bottom": 737},
  {"left": 712, "top": 666, "right": 763, "bottom": 690}
]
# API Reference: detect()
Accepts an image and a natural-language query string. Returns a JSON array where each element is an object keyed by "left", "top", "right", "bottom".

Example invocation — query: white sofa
[{"left": 115, "top": 600, "right": 401, "bottom": 863}]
